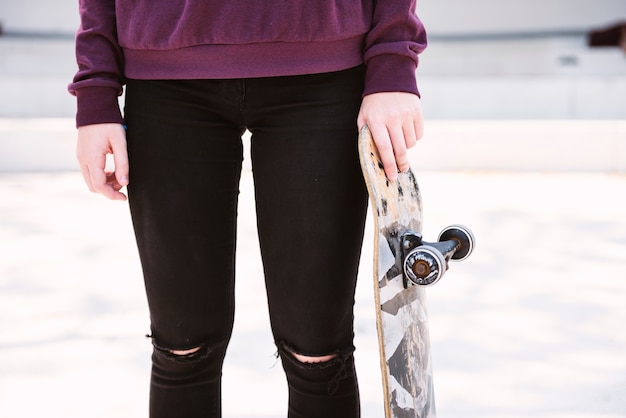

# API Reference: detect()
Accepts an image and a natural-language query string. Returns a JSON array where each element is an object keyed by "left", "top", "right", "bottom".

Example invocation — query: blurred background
[
  {"left": 0, "top": 0, "right": 625, "bottom": 170},
  {"left": 1, "top": 1, "right": 625, "bottom": 418}
]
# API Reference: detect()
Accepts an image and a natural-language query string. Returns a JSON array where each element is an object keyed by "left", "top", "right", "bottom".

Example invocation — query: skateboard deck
[
  {"left": 358, "top": 126, "right": 475, "bottom": 418},
  {"left": 358, "top": 126, "right": 436, "bottom": 418}
]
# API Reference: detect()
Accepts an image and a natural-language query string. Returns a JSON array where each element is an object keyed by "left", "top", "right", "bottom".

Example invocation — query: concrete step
[
  {"left": 2, "top": 34, "right": 625, "bottom": 119},
  {"left": 0, "top": 36, "right": 76, "bottom": 117}
]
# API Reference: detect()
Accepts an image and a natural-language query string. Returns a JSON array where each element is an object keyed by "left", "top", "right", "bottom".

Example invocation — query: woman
[{"left": 69, "top": 1, "right": 426, "bottom": 417}]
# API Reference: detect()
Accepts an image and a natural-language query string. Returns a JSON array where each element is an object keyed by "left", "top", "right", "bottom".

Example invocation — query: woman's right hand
[{"left": 76, "top": 123, "right": 129, "bottom": 201}]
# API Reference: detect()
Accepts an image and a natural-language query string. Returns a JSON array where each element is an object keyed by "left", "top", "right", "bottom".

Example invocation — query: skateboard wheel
[
  {"left": 438, "top": 224, "right": 475, "bottom": 261},
  {"left": 403, "top": 245, "right": 446, "bottom": 286}
]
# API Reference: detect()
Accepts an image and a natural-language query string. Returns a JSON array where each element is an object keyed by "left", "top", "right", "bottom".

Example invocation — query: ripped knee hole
[
  {"left": 291, "top": 352, "right": 337, "bottom": 364},
  {"left": 168, "top": 346, "right": 202, "bottom": 356},
  {"left": 278, "top": 342, "right": 343, "bottom": 364}
]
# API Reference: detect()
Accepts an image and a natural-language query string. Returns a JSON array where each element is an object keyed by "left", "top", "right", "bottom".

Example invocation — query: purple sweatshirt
[{"left": 69, "top": 0, "right": 427, "bottom": 127}]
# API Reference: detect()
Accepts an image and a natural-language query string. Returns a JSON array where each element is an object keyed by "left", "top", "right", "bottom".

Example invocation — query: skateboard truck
[{"left": 401, "top": 224, "right": 475, "bottom": 287}]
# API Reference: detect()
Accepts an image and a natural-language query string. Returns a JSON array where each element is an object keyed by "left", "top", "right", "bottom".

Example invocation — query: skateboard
[{"left": 357, "top": 126, "right": 474, "bottom": 418}]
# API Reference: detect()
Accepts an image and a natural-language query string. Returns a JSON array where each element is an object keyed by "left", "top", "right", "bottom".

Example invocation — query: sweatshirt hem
[{"left": 123, "top": 36, "right": 365, "bottom": 80}]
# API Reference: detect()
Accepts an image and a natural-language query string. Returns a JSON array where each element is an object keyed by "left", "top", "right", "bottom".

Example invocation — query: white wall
[
  {"left": 418, "top": 0, "right": 626, "bottom": 35},
  {"left": 1, "top": 0, "right": 624, "bottom": 35},
  {"left": 0, "top": 0, "right": 79, "bottom": 33}
]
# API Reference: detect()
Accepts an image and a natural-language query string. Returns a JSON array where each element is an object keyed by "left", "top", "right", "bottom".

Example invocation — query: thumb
[{"left": 111, "top": 129, "right": 129, "bottom": 186}]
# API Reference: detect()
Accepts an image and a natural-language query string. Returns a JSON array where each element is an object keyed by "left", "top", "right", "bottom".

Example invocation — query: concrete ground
[{"left": 1, "top": 134, "right": 625, "bottom": 417}]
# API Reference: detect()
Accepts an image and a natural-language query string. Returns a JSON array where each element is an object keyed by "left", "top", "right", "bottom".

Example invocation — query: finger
[
  {"left": 111, "top": 133, "right": 129, "bottom": 187},
  {"left": 79, "top": 163, "right": 95, "bottom": 192},
  {"left": 369, "top": 124, "right": 399, "bottom": 181},
  {"left": 88, "top": 153, "right": 107, "bottom": 192},
  {"left": 357, "top": 112, "right": 366, "bottom": 131},
  {"left": 105, "top": 172, "right": 128, "bottom": 201},
  {"left": 388, "top": 124, "right": 410, "bottom": 173},
  {"left": 105, "top": 171, "right": 123, "bottom": 191},
  {"left": 403, "top": 122, "right": 418, "bottom": 150},
  {"left": 89, "top": 155, "right": 125, "bottom": 200},
  {"left": 95, "top": 178, "right": 126, "bottom": 201},
  {"left": 414, "top": 119, "right": 424, "bottom": 142},
  {"left": 77, "top": 144, "right": 95, "bottom": 192}
]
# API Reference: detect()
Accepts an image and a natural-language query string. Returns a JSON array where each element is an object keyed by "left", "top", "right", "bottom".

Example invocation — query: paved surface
[{"left": 1, "top": 164, "right": 625, "bottom": 417}]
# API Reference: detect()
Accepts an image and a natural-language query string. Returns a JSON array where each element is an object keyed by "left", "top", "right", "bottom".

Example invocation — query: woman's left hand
[{"left": 357, "top": 92, "right": 424, "bottom": 181}]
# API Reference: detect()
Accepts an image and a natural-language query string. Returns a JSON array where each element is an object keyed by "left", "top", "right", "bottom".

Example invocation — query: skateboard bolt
[{"left": 413, "top": 260, "right": 431, "bottom": 278}]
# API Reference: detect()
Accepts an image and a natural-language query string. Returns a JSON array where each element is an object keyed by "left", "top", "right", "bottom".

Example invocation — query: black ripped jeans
[{"left": 124, "top": 65, "right": 368, "bottom": 418}]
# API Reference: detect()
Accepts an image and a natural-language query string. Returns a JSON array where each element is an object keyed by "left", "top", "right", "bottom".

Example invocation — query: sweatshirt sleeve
[
  {"left": 68, "top": 0, "right": 125, "bottom": 127},
  {"left": 363, "top": 0, "right": 427, "bottom": 97}
]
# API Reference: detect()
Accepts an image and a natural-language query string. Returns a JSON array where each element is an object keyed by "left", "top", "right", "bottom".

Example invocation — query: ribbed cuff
[
  {"left": 363, "top": 54, "right": 420, "bottom": 98},
  {"left": 75, "top": 86, "right": 124, "bottom": 127}
]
